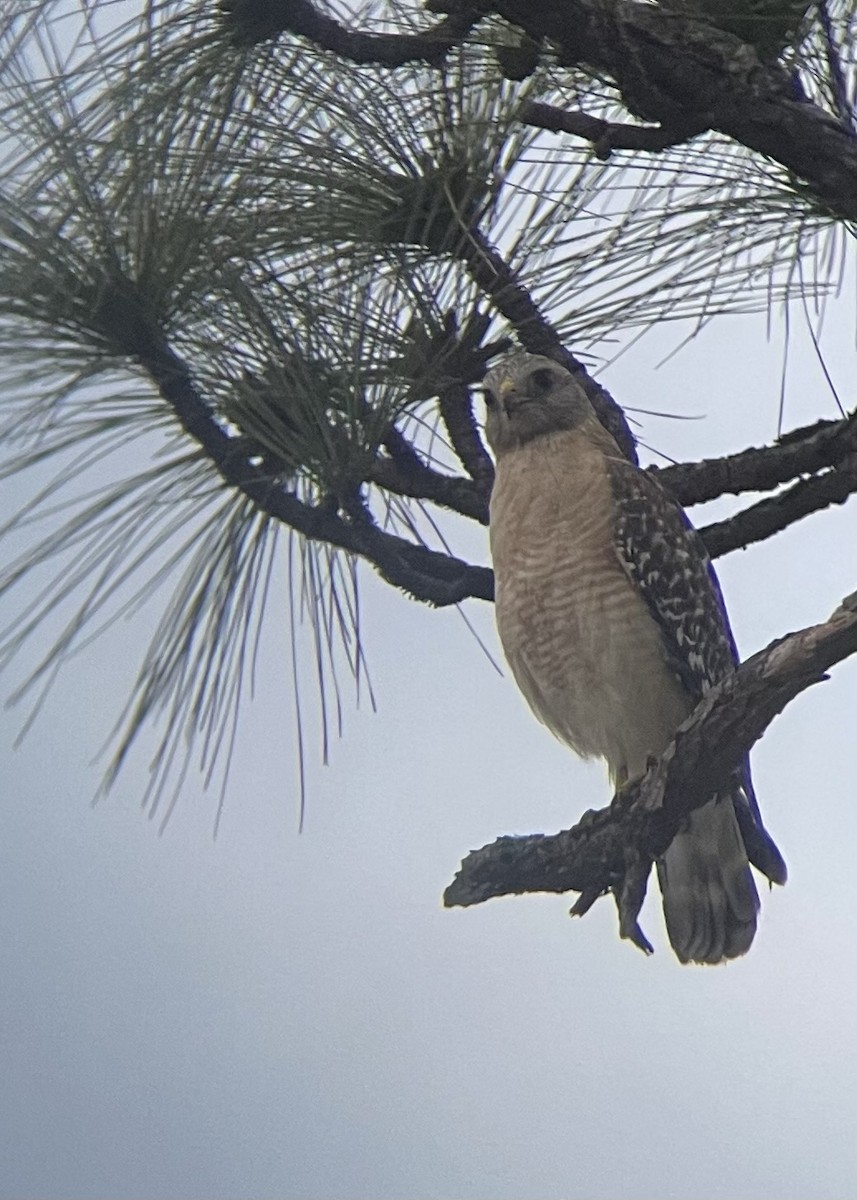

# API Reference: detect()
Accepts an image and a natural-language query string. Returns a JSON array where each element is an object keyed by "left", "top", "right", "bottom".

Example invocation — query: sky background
[{"left": 1, "top": 293, "right": 855, "bottom": 1200}]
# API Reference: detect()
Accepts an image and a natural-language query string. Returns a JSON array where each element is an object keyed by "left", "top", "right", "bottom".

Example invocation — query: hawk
[{"left": 483, "top": 352, "right": 786, "bottom": 964}]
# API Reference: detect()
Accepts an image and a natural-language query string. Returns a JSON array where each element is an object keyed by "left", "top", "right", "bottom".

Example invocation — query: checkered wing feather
[
  {"left": 606, "top": 457, "right": 738, "bottom": 703},
  {"left": 605, "top": 456, "right": 787, "bottom": 887}
]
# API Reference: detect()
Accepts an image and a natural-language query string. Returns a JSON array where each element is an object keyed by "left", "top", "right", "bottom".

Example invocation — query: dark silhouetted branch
[
  {"left": 700, "top": 453, "right": 857, "bottom": 557},
  {"left": 224, "top": 2, "right": 857, "bottom": 227},
  {"left": 96, "top": 276, "right": 494, "bottom": 605},
  {"left": 368, "top": 451, "right": 489, "bottom": 523},
  {"left": 90, "top": 275, "right": 856, "bottom": 608},
  {"left": 655, "top": 410, "right": 857, "bottom": 507},
  {"left": 519, "top": 98, "right": 706, "bottom": 159},
  {"left": 459, "top": 230, "right": 639, "bottom": 463},
  {"left": 437, "top": 382, "right": 496, "bottom": 496},
  {"left": 444, "top": 590, "right": 857, "bottom": 951},
  {"left": 155, "top": 353, "right": 495, "bottom": 603},
  {"left": 496, "top": 0, "right": 857, "bottom": 222},
  {"left": 221, "top": 0, "right": 482, "bottom": 61}
]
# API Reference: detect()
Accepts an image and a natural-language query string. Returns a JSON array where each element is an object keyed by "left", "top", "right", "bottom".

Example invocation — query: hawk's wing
[
  {"left": 605, "top": 455, "right": 787, "bottom": 885},
  {"left": 605, "top": 456, "right": 737, "bottom": 701}
]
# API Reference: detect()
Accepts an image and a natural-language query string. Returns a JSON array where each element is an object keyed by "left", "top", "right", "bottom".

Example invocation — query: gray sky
[{"left": 1, "top": 298, "right": 855, "bottom": 1200}]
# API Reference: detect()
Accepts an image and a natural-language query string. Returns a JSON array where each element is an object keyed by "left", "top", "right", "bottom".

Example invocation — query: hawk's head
[{"left": 483, "top": 352, "right": 594, "bottom": 455}]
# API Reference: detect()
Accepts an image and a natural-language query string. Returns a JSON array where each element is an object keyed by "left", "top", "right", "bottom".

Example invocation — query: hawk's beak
[{"left": 498, "top": 378, "right": 518, "bottom": 417}]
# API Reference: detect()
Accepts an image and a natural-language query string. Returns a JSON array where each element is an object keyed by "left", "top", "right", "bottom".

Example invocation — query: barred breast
[{"left": 489, "top": 428, "right": 691, "bottom": 784}]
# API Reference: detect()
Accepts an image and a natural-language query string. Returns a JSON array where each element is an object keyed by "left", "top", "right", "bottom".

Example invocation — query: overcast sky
[{"left": 1, "top": 288, "right": 855, "bottom": 1200}]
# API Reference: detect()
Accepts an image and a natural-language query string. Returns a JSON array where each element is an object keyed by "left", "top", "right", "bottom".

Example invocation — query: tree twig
[{"left": 519, "top": 98, "right": 706, "bottom": 159}]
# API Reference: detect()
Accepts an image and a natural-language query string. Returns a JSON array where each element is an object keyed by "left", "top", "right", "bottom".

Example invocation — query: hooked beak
[{"left": 497, "top": 377, "right": 519, "bottom": 418}]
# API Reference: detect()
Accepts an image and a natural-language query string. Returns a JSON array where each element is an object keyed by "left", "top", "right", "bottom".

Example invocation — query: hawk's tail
[{"left": 657, "top": 797, "right": 762, "bottom": 965}]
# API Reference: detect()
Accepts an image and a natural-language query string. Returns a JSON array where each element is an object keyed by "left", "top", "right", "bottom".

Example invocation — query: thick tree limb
[
  {"left": 444, "top": 590, "right": 857, "bottom": 951},
  {"left": 496, "top": 0, "right": 857, "bottom": 222},
  {"left": 221, "top": 0, "right": 482, "bottom": 60}
]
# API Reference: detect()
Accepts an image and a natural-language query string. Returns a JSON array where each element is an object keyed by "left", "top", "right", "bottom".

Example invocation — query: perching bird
[{"left": 483, "top": 352, "right": 786, "bottom": 964}]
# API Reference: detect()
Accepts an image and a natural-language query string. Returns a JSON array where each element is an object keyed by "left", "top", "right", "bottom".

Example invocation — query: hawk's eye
[
  {"left": 483, "top": 388, "right": 497, "bottom": 410},
  {"left": 529, "top": 367, "right": 554, "bottom": 395}
]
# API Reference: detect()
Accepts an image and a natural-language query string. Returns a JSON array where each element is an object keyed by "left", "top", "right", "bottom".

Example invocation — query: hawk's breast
[{"left": 489, "top": 428, "right": 690, "bottom": 782}]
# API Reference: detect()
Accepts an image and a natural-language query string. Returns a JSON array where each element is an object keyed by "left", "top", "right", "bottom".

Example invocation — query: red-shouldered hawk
[{"left": 484, "top": 352, "right": 786, "bottom": 964}]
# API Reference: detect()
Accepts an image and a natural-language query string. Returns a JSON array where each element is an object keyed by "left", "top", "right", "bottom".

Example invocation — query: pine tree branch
[
  {"left": 400, "top": 307, "right": 498, "bottom": 493},
  {"left": 519, "top": 98, "right": 707, "bottom": 159},
  {"left": 139, "top": 331, "right": 857, "bottom": 599},
  {"left": 159, "top": 356, "right": 495, "bottom": 603},
  {"left": 88, "top": 277, "right": 856, "bottom": 608},
  {"left": 458, "top": 231, "right": 640, "bottom": 463},
  {"left": 361, "top": 422, "right": 857, "bottom": 563},
  {"left": 444, "top": 589, "right": 857, "bottom": 952},
  {"left": 655, "top": 410, "right": 857, "bottom": 506},
  {"left": 819, "top": 0, "right": 855, "bottom": 132},
  {"left": 222, "top": 2, "right": 857, "bottom": 223},
  {"left": 368, "top": 451, "right": 489, "bottom": 523},
  {"left": 95, "top": 278, "right": 494, "bottom": 605},
  {"left": 700, "top": 453, "right": 857, "bottom": 557},
  {"left": 495, "top": 0, "right": 857, "bottom": 221},
  {"left": 437, "top": 382, "right": 496, "bottom": 495},
  {"left": 220, "top": 0, "right": 482, "bottom": 60}
]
